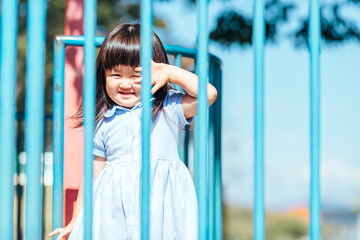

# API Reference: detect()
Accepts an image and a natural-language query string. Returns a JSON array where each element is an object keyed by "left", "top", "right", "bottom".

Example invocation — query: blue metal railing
[
  {"left": 24, "top": 0, "right": 47, "bottom": 239},
  {"left": 196, "top": 1, "right": 210, "bottom": 239},
  {"left": 253, "top": 0, "right": 265, "bottom": 239},
  {"left": 309, "top": 0, "right": 321, "bottom": 239},
  {"left": 83, "top": 1, "right": 97, "bottom": 239},
  {"left": 140, "top": 1, "right": 153, "bottom": 239},
  {"left": 0, "top": 0, "right": 322, "bottom": 239},
  {"left": 0, "top": 1, "right": 19, "bottom": 239}
]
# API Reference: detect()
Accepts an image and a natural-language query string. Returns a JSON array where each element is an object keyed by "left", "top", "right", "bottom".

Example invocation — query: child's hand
[
  {"left": 48, "top": 217, "right": 77, "bottom": 240},
  {"left": 133, "top": 60, "right": 171, "bottom": 95}
]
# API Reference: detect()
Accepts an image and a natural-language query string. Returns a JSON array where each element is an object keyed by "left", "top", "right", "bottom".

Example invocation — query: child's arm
[
  {"left": 134, "top": 61, "right": 217, "bottom": 119},
  {"left": 48, "top": 156, "right": 106, "bottom": 239}
]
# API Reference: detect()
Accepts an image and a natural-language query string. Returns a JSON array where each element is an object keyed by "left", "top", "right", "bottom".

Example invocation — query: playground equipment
[
  {"left": 52, "top": 36, "right": 222, "bottom": 240},
  {"left": 0, "top": 0, "right": 321, "bottom": 240}
]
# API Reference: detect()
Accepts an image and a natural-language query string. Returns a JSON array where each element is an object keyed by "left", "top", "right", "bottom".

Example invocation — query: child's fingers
[
  {"left": 151, "top": 82, "right": 161, "bottom": 95},
  {"left": 134, "top": 66, "right": 142, "bottom": 72},
  {"left": 57, "top": 233, "right": 66, "bottom": 240},
  {"left": 133, "top": 77, "right": 142, "bottom": 84},
  {"left": 48, "top": 228, "right": 64, "bottom": 237},
  {"left": 57, "top": 229, "right": 70, "bottom": 240}
]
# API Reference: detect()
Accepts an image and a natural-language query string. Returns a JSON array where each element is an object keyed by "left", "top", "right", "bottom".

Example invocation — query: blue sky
[{"left": 153, "top": 0, "right": 360, "bottom": 211}]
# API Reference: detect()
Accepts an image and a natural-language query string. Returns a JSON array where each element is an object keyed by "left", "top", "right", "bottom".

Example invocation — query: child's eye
[{"left": 112, "top": 74, "right": 121, "bottom": 78}]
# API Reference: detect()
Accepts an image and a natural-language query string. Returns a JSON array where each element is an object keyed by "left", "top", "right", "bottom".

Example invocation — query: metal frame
[
  {"left": 52, "top": 35, "right": 223, "bottom": 239},
  {"left": 0, "top": 0, "right": 322, "bottom": 238}
]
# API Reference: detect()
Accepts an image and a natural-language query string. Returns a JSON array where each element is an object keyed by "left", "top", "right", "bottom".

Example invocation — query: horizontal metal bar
[
  {"left": 53, "top": 35, "right": 222, "bottom": 68},
  {"left": 54, "top": 35, "right": 105, "bottom": 47},
  {"left": 165, "top": 45, "right": 221, "bottom": 65}
]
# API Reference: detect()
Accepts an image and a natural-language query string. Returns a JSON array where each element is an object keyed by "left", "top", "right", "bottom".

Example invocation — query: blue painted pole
[
  {"left": 0, "top": 0, "right": 18, "bottom": 239},
  {"left": 174, "top": 53, "right": 183, "bottom": 92},
  {"left": 84, "top": 0, "right": 97, "bottom": 239},
  {"left": 174, "top": 53, "right": 189, "bottom": 166},
  {"left": 183, "top": 125, "right": 190, "bottom": 167},
  {"left": 253, "top": 0, "right": 265, "bottom": 239},
  {"left": 196, "top": 0, "right": 209, "bottom": 239},
  {"left": 140, "top": 1, "right": 153, "bottom": 239},
  {"left": 24, "top": 0, "right": 47, "bottom": 239},
  {"left": 309, "top": 0, "right": 321, "bottom": 239},
  {"left": 52, "top": 38, "right": 65, "bottom": 237},
  {"left": 214, "top": 63, "right": 223, "bottom": 240},
  {"left": 55, "top": 36, "right": 105, "bottom": 47},
  {"left": 208, "top": 59, "right": 217, "bottom": 240},
  {"left": 175, "top": 53, "right": 182, "bottom": 68}
]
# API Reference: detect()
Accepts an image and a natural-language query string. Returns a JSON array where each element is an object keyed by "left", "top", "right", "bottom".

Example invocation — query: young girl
[{"left": 48, "top": 23, "right": 217, "bottom": 240}]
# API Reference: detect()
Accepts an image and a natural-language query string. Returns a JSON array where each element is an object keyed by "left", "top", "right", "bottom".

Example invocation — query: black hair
[{"left": 73, "top": 23, "right": 170, "bottom": 127}]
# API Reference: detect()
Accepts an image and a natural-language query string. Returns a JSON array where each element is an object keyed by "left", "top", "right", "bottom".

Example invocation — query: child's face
[{"left": 105, "top": 65, "right": 142, "bottom": 109}]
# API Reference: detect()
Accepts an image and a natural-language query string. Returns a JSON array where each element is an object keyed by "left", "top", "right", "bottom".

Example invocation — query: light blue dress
[{"left": 68, "top": 90, "right": 198, "bottom": 240}]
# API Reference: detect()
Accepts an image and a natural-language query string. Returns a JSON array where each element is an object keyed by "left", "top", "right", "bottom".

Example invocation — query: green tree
[{"left": 207, "top": 0, "right": 360, "bottom": 47}]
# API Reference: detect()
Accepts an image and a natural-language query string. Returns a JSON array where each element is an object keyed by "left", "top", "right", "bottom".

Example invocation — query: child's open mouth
[{"left": 119, "top": 92, "right": 135, "bottom": 95}]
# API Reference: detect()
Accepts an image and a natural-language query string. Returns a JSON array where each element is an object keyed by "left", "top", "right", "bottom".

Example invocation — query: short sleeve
[
  {"left": 162, "top": 90, "right": 193, "bottom": 128},
  {"left": 93, "top": 121, "right": 106, "bottom": 158}
]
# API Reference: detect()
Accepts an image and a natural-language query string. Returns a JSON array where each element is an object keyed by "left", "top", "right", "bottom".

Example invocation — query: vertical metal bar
[
  {"left": 84, "top": 0, "right": 97, "bottom": 239},
  {"left": 174, "top": 53, "right": 182, "bottom": 68},
  {"left": 175, "top": 54, "right": 186, "bottom": 164},
  {"left": 140, "top": 1, "right": 153, "bottom": 239},
  {"left": 183, "top": 125, "right": 190, "bottom": 167},
  {"left": 24, "top": 0, "right": 47, "bottom": 239},
  {"left": 174, "top": 54, "right": 184, "bottom": 91},
  {"left": 208, "top": 59, "right": 216, "bottom": 240},
  {"left": 174, "top": 53, "right": 191, "bottom": 168},
  {"left": 52, "top": 38, "right": 65, "bottom": 236},
  {"left": 253, "top": 0, "right": 265, "bottom": 239},
  {"left": 309, "top": 0, "right": 321, "bottom": 239},
  {"left": 16, "top": 118, "right": 23, "bottom": 240},
  {"left": 0, "top": 0, "right": 18, "bottom": 238},
  {"left": 196, "top": 0, "right": 209, "bottom": 239},
  {"left": 212, "top": 61, "right": 223, "bottom": 240}
]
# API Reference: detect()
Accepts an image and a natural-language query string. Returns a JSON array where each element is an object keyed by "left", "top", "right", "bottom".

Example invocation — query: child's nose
[{"left": 119, "top": 78, "right": 132, "bottom": 88}]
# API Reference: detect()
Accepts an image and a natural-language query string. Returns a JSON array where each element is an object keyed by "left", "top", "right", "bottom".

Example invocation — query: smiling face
[
  {"left": 105, "top": 65, "right": 142, "bottom": 109},
  {"left": 91, "top": 24, "right": 170, "bottom": 124}
]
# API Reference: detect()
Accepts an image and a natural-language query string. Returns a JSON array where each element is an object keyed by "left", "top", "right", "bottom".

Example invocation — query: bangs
[
  {"left": 97, "top": 23, "right": 169, "bottom": 72},
  {"left": 101, "top": 26, "right": 141, "bottom": 69},
  {"left": 92, "top": 23, "right": 170, "bottom": 125}
]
